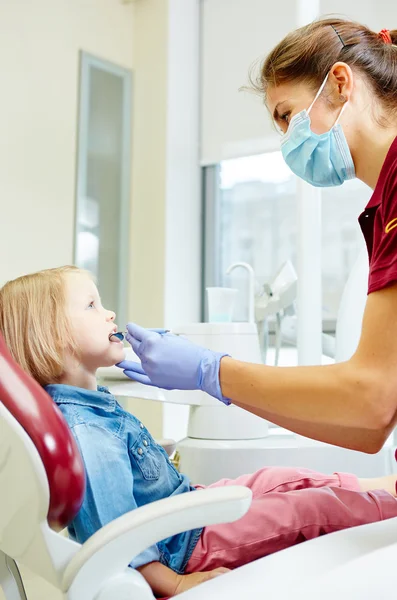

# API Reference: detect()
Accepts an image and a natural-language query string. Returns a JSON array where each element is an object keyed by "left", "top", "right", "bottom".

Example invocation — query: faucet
[{"left": 226, "top": 262, "right": 256, "bottom": 323}]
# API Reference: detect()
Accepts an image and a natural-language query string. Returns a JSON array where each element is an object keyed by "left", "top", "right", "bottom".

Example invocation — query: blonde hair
[{"left": 0, "top": 266, "right": 85, "bottom": 387}]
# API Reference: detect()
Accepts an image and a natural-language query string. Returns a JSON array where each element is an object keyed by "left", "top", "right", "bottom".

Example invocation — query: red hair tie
[{"left": 378, "top": 29, "right": 392, "bottom": 44}]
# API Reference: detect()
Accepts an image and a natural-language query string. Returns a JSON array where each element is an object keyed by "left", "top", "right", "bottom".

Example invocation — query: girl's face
[{"left": 64, "top": 272, "right": 125, "bottom": 372}]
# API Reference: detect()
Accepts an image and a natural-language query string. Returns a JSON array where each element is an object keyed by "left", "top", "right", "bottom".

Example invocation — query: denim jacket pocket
[{"left": 130, "top": 432, "right": 161, "bottom": 480}]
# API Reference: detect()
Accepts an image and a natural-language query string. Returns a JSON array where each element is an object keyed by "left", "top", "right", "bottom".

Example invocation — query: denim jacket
[{"left": 45, "top": 384, "right": 202, "bottom": 573}]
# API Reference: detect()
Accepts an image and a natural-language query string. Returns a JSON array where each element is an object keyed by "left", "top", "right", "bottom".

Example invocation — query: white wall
[
  {"left": 320, "top": 0, "right": 377, "bottom": 25},
  {"left": 130, "top": 0, "right": 201, "bottom": 332},
  {"left": 164, "top": 0, "right": 201, "bottom": 328},
  {"left": 200, "top": 0, "right": 296, "bottom": 164},
  {"left": 129, "top": 0, "right": 167, "bottom": 328},
  {"left": 320, "top": 0, "right": 397, "bottom": 34},
  {"left": 0, "top": 0, "right": 134, "bottom": 286}
]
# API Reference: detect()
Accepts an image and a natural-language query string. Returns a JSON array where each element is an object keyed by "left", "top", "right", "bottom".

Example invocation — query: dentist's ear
[{"left": 328, "top": 62, "right": 354, "bottom": 105}]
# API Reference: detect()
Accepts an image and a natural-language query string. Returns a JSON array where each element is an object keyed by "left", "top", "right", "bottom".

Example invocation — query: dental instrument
[
  {"left": 109, "top": 332, "right": 125, "bottom": 342},
  {"left": 109, "top": 328, "right": 170, "bottom": 343}
]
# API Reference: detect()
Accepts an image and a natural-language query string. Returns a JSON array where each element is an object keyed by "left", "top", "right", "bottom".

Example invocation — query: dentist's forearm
[
  {"left": 233, "top": 401, "right": 386, "bottom": 453},
  {"left": 219, "top": 357, "right": 393, "bottom": 452}
]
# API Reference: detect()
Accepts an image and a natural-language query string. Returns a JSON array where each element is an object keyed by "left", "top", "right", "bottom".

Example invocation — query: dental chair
[{"left": 0, "top": 332, "right": 251, "bottom": 600}]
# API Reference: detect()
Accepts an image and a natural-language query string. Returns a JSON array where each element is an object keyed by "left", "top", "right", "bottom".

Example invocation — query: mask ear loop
[
  {"left": 307, "top": 73, "right": 330, "bottom": 115},
  {"left": 307, "top": 71, "right": 349, "bottom": 128},
  {"left": 334, "top": 99, "right": 348, "bottom": 126}
]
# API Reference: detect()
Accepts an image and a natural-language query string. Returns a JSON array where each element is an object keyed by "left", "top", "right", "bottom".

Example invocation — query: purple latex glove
[{"left": 116, "top": 323, "right": 231, "bottom": 405}]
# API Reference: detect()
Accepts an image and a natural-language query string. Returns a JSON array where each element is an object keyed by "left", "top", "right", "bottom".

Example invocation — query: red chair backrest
[{"left": 0, "top": 333, "right": 85, "bottom": 529}]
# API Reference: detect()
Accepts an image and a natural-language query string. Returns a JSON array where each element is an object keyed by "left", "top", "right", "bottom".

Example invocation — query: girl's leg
[
  {"left": 194, "top": 466, "right": 360, "bottom": 495},
  {"left": 195, "top": 466, "right": 397, "bottom": 496},
  {"left": 186, "top": 467, "right": 397, "bottom": 573},
  {"left": 358, "top": 474, "right": 397, "bottom": 497}
]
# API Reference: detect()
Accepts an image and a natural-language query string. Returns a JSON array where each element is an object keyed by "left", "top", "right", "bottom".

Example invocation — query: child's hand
[{"left": 173, "top": 567, "right": 230, "bottom": 596}]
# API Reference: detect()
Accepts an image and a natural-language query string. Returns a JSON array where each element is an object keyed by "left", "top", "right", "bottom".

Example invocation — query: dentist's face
[
  {"left": 267, "top": 79, "right": 341, "bottom": 136},
  {"left": 64, "top": 272, "right": 125, "bottom": 371},
  {"left": 267, "top": 62, "right": 358, "bottom": 149}
]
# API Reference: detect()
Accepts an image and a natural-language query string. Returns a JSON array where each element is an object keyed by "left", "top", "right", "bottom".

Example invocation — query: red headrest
[{"left": 0, "top": 333, "right": 85, "bottom": 529}]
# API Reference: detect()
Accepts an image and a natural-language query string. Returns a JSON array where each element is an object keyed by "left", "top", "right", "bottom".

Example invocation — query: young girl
[{"left": 1, "top": 265, "right": 397, "bottom": 598}]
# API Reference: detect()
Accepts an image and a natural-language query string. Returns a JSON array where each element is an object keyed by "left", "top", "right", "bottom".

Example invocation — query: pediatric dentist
[{"left": 118, "top": 19, "right": 397, "bottom": 455}]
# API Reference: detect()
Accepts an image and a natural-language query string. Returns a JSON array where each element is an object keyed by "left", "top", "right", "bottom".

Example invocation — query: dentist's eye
[
  {"left": 281, "top": 111, "right": 291, "bottom": 124},
  {"left": 88, "top": 301, "right": 95, "bottom": 309}
]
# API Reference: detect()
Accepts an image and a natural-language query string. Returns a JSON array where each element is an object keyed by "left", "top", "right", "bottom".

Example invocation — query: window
[
  {"left": 74, "top": 53, "right": 132, "bottom": 326},
  {"left": 203, "top": 151, "right": 371, "bottom": 329}
]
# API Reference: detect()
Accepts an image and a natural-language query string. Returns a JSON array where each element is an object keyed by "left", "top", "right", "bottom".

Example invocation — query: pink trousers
[{"left": 185, "top": 466, "right": 397, "bottom": 572}]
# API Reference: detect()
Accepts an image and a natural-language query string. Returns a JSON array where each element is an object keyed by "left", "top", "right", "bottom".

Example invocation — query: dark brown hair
[{"left": 254, "top": 18, "right": 397, "bottom": 119}]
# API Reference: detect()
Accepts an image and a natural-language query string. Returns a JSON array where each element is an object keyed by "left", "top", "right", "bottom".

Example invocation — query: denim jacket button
[
  {"left": 143, "top": 439, "right": 148, "bottom": 446},
  {"left": 140, "top": 423, "right": 144, "bottom": 429},
  {"left": 137, "top": 448, "right": 143, "bottom": 455}
]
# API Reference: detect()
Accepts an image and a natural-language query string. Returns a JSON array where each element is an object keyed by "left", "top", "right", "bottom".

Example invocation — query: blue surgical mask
[{"left": 280, "top": 74, "right": 355, "bottom": 187}]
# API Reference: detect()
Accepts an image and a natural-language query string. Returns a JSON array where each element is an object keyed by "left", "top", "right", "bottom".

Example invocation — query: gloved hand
[{"left": 116, "top": 323, "right": 231, "bottom": 405}]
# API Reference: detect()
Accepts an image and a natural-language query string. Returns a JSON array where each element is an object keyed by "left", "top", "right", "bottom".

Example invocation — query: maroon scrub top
[{"left": 359, "top": 136, "right": 397, "bottom": 293}]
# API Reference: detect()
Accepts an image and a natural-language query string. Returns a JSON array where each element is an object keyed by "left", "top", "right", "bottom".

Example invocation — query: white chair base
[{"left": 0, "top": 553, "right": 28, "bottom": 600}]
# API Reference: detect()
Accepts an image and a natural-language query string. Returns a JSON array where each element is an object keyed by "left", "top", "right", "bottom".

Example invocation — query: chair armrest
[{"left": 62, "top": 485, "right": 251, "bottom": 595}]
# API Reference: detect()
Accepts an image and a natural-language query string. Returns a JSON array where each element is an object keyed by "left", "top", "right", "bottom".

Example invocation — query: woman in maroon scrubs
[{"left": 119, "top": 19, "right": 397, "bottom": 455}]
